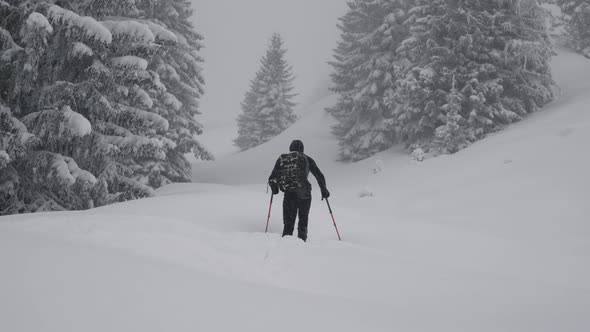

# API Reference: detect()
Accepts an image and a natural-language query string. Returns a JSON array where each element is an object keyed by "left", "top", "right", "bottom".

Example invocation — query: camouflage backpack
[{"left": 277, "top": 151, "right": 309, "bottom": 192}]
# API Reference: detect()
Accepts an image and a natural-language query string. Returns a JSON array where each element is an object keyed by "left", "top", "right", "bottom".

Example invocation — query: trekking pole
[
  {"left": 325, "top": 198, "right": 342, "bottom": 241},
  {"left": 265, "top": 193, "right": 274, "bottom": 233}
]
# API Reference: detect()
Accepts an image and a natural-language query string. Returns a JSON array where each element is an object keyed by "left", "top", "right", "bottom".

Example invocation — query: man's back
[
  {"left": 276, "top": 151, "right": 309, "bottom": 194},
  {"left": 269, "top": 140, "right": 328, "bottom": 200}
]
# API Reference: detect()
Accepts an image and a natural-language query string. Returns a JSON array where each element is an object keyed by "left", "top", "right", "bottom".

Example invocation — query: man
[{"left": 268, "top": 140, "right": 330, "bottom": 242}]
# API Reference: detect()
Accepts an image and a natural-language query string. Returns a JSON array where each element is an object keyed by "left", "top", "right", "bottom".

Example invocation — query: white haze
[{"left": 191, "top": 0, "right": 347, "bottom": 155}]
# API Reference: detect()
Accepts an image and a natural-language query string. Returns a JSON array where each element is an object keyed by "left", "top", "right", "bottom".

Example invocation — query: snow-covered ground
[{"left": 1, "top": 49, "right": 589, "bottom": 332}]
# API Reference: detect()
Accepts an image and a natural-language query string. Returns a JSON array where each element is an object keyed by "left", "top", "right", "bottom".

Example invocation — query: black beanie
[{"left": 289, "top": 140, "right": 304, "bottom": 153}]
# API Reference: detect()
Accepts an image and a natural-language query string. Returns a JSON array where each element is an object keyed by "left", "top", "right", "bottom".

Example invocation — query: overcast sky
[{"left": 191, "top": 0, "right": 348, "bottom": 131}]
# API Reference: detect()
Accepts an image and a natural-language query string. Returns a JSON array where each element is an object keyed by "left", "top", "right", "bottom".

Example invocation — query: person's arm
[
  {"left": 308, "top": 156, "right": 329, "bottom": 198},
  {"left": 268, "top": 158, "right": 281, "bottom": 194}
]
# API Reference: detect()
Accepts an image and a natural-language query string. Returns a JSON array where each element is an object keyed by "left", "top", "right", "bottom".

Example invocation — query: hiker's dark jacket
[{"left": 268, "top": 142, "right": 327, "bottom": 199}]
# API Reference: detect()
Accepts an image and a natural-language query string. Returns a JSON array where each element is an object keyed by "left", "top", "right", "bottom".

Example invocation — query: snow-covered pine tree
[
  {"left": 395, "top": 0, "right": 554, "bottom": 153},
  {"left": 558, "top": 0, "right": 590, "bottom": 57},
  {"left": 128, "top": 0, "right": 212, "bottom": 182},
  {"left": 1, "top": 0, "right": 210, "bottom": 214},
  {"left": 393, "top": 0, "right": 447, "bottom": 147},
  {"left": 98, "top": 20, "right": 174, "bottom": 193},
  {"left": 234, "top": 71, "right": 264, "bottom": 151},
  {"left": 0, "top": 100, "right": 36, "bottom": 214},
  {"left": 1, "top": 104, "right": 100, "bottom": 214},
  {"left": 39, "top": 4, "right": 165, "bottom": 203},
  {"left": 234, "top": 34, "right": 297, "bottom": 151},
  {"left": 80, "top": 0, "right": 210, "bottom": 186},
  {"left": 0, "top": 2, "right": 105, "bottom": 213},
  {"left": 327, "top": 0, "right": 410, "bottom": 161},
  {"left": 538, "top": 0, "right": 566, "bottom": 40},
  {"left": 431, "top": 77, "right": 468, "bottom": 154},
  {"left": 1, "top": 0, "right": 210, "bottom": 213}
]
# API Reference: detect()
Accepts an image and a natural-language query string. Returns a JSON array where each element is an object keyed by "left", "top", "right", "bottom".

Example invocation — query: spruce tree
[
  {"left": 132, "top": 0, "right": 212, "bottom": 181},
  {"left": 1, "top": 1, "right": 106, "bottom": 212},
  {"left": 0, "top": 101, "right": 38, "bottom": 213},
  {"left": 43, "top": 4, "right": 167, "bottom": 202},
  {"left": 234, "top": 34, "right": 297, "bottom": 151},
  {"left": 327, "top": 0, "right": 410, "bottom": 161},
  {"left": 395, "top": 0, "right": 554, "bottom": 153},
  {"left": 431, "top": 77, "right": 468, "bottom": 154},
  {"left": 0, "top": 0, "right": 209, "bottom": 214},
  {"left": 234, "top": 72, "right": 264, "bottom": 151},
  {"left": 80, "top": 0, "right": 210, "bottom": 187},
  {"left": 559, "top": 0, "right": 590, "bottom": 57}
]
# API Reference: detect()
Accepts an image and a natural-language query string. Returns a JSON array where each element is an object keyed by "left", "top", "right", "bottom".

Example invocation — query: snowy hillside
[{"left": 1, "top": 49, "right": 589, "bottom": 332}]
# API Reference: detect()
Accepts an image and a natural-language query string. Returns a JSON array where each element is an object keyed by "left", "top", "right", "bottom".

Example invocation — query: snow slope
[{"left": 1, "top": 49, "right": 589, "bottom": 332}]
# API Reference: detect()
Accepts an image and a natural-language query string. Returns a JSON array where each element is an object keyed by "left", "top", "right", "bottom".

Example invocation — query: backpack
[{"left": 277, "top": 151, "right": 309, "bottom": 192}]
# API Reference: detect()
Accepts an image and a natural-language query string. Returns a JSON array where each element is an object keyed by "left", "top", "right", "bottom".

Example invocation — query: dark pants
[{"left": 282, "top": 191, "right": 312, "bottom": 241}]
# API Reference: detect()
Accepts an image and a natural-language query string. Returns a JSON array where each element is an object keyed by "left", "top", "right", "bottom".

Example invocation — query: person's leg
[
  {"left": 282, "top": 192, "right": 297, "bottom": 237},
  {"left": 297, "top": 197, "right": 312, "bottom": 241}
]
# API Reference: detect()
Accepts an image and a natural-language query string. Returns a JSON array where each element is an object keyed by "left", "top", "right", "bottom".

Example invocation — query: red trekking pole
[
  {"left": 265, "top": 193, "right": 274, "bottom": 233},
  {"left": 325, "top": 198, "right": 342, "bottom": 241}
]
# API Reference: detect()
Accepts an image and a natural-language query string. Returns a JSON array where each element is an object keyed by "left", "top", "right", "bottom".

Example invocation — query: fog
[{"left": 191, "top": 0, "right": 347, "bottom": 154}]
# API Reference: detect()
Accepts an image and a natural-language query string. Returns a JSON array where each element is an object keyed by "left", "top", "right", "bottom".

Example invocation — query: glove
[
  {"left": 321, "top": 188, "right": 330, "bottom": 200},
  {"left": 269, "top": 181, "right": 279, "bottom": 195}
]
